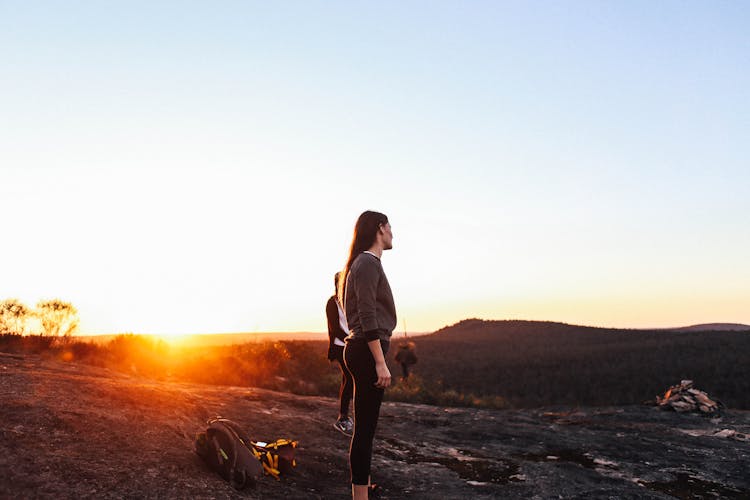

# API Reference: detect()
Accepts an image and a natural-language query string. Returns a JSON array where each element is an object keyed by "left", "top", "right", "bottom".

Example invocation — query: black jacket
[{"left": 326, "top": 295, "right": 348, "bottom": 360}]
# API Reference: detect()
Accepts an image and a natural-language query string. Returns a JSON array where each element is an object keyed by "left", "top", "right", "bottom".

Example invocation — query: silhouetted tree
[
  {"left": 36, "top": 299, "right": 79, "bottom": 338},
  {"left": 0, "top": 298, "right": 30, "bottom": 334}
]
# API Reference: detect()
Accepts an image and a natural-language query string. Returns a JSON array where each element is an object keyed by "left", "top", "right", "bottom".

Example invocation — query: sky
[{"left": 1, "top": 1, "right": 748, "bottom": 335}]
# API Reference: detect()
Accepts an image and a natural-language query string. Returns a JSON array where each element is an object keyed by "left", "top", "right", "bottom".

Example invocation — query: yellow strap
[{"left": 262, "top": 462, "right": 281, "bottom": 480}]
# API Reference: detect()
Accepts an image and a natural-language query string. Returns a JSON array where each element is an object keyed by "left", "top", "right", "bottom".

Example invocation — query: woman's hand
[{"left": 374, "top": 362, "right": 391, "bottom": 388}]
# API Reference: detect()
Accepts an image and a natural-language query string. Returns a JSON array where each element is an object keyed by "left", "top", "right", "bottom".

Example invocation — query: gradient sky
[{"left": 1, "top": 1, "right": 748, "bottom": 335}]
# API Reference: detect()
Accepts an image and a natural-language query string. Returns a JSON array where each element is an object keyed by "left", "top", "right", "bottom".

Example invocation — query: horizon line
[{"left": 72, "top": 318, "right": 750, "bottom": 337}]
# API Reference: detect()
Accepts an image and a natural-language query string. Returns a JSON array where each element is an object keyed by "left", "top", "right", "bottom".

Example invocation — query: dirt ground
[{"left": 1, "top": 352, "right": 749, "bottom": 499}]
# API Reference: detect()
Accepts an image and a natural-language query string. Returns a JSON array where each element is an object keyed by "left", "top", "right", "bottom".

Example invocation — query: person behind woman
[
  {"left": 326, "top": 271, "right": 354, "bottom": 435},
  {"left": 394, "top": 340, "right": 417, "bottom": 382},
  {"left": 339, "top": 210, "right": 396, "bottom": 500}
]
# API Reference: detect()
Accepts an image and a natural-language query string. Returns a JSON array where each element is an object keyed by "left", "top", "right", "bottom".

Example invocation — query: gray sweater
[{"left": 344, "top": 252, "right": 397, "bottom": 342}]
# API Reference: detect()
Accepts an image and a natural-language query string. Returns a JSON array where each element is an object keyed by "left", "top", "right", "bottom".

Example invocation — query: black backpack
[{"left": 195, "top": 417, "right": 264, "bottom": 490}]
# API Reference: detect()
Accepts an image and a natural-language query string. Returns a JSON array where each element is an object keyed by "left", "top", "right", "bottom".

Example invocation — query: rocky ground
[{"left": 1, "top": 352, "right": 748, "bottom": 499}]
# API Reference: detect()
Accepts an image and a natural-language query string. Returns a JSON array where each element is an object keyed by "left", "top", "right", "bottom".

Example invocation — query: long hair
[{"left": 338, "top": 210, "right": 389, "bottom": 304}]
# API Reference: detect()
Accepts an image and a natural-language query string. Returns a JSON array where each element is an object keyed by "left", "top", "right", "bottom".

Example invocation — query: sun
[{"left": 152, "top": 332, "right": 191, "bottom": 345}]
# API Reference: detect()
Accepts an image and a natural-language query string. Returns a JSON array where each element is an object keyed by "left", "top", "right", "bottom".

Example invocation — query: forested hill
[
  {"left": 407, "top": 319, "right": 750, "bottom": 409},
  {"left": 429, "top": 319, "right": 612, "bottom": 341},
  {"left": 4, "top": 318, "right": 748, "bottom": 412},
  {"left": 667, "top": 323, "right": 750, "bottom": 332},
  {"left": 428, "top": 318, "right": 750, "bottom": 341}
]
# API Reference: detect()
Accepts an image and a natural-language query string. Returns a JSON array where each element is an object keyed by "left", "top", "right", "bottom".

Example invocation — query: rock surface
[{"left": 1, "top": 352, "right": 748, "bottom": 499}]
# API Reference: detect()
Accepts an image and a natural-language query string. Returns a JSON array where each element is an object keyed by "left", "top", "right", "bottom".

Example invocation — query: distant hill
[
  {"left": 429, "top": 318, "right": 609, "bottom": 341},
  {"left": 55, "top": 319, "right": 750, "bottom": 410},
  {"left": 409, "top": 318, "right": 750, "bottom": 408},
  {"left": 78, "top": 331, "right": 327, "bottom": 346},
  {"left": 666, "top": 323, "right": 750, "bottom": 332},
  {"left": 78, "top": 330, "right": 432, "bottom": 346},
  {"left": 427, "top": 318, "right": 750, "bottom": 341}
]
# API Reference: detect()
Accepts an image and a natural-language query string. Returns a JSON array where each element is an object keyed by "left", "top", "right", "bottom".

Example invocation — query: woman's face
[{"left": 380, "top": 222, "right": 393, "bottom": 250}]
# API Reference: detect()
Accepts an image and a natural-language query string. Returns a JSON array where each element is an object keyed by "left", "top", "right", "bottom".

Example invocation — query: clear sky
[{"left": 1, "top": 1, "right": 748, "bottom": 335}]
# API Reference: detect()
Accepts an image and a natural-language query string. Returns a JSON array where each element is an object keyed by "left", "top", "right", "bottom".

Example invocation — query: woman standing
[{"left": 339, "top": 210, "right": 396, "bottom": 500}]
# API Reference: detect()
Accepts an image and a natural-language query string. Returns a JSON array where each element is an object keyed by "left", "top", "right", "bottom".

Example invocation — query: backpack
[
  {"left": 195, "top": 417, "right": 300, "bottom": 487},
  {"left": 395, "top": 344, "right": 417, "bottom": 365},
  {"left": 251, "top": 438, "right": 299, "bottom": 480},
  {"left": 195, "top": 417, "right": 264, "bottom": 489}
]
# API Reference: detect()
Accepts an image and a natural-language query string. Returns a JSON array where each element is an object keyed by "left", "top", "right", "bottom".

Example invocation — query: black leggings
[
  {"left": 333, "top": 346, "right": 353, "bottom": 418},
  {"left": 344, "top": 338, "right": 389, "bottom": 486}
]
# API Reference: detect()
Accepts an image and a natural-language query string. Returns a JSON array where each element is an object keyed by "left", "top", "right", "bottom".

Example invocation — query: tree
[
  {"left": 36, "top": 299, "right": 79, "bottom": 338},
  {"left": 0, "top": 298, "right": 30, "bottom": 335}
]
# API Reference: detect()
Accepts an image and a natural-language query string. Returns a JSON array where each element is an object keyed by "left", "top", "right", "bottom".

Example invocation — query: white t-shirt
[{"left": 334, "top": 300, "right": 348, "bottom": 346}]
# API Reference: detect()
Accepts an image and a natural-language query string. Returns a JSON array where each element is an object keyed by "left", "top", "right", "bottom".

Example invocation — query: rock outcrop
[
  {"left": 656, "top": 380, "right": 722, "bottom": 414},
  {"left": 1, "top": 352, "right": 749, "bottom": 499}
]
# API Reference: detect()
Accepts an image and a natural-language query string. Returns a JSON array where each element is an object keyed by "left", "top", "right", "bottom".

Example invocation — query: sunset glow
[{"left": 1, "top": 2, "right": 748, "bottom": 335}]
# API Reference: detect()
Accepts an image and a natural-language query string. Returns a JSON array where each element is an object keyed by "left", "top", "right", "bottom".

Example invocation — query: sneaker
[{"left": 333, "top": 417, "right": 353, "bottom": 436}]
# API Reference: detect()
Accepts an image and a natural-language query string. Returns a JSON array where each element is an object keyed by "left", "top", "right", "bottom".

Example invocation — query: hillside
[
  {"left": 404, "top": 319, "right": 750, "bottom": 408},
  {"left": 19, "top": 317, "right": 750, "bottom": 412},
  {"left": 428, "top": 318, "right": 750, "bottom": 340},
  {"left": 79, "top": 332, "right": 328, "bottom": 346},
  {"left": 667, "top": 323, "right": 750, "bottom": 332},
  {"left": 1, "top": 352, "right": 749, "bottom": 499}
]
